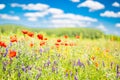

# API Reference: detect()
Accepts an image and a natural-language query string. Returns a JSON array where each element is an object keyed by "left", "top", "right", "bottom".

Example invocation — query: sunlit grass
[{"left": 0, "top": 29, "right": 120, "bottom": 80}]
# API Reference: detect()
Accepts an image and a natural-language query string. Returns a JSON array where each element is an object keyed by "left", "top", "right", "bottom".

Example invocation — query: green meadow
[{"left": 0, "top": 24, "right": 120, "bottom": 80}]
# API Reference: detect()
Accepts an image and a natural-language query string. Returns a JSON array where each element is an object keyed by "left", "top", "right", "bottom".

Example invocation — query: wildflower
[
  {"left": 22, "top": 30, "right": 28, "bottom": 34},
  {"left": 40, "top": 41, "right": 45, "bottom": 46},
  {"left": 57, "top": 39, "right": 61, "bottom": 42},
  {"left": 3, "top": 48, "right": 8, "bottom": 57},
  {"left": 30, "top": 42, "right": 34, "bottom": 47},
  {"left": 95, "top": 62, "right": 99, "bottom": 68},
  {"left": 55, "top": 43, "right": 59, "bottom": 47},
  {"left": 91, "top": 56, "right": 95, "bottom": 61},
  {"left": 27, "top": 32, "right": 34, "bottom": 37},
  {"left": 75, "top": 35, "right": 80, "bottom": 39},
  {"left": 0, "top": 41, "right": 7, "bottom": 48},
  {"left": 77, "top": 59, "right": 84, "bottom": 67},
  {"left": 44, "top": 38, "right": 47, "bottom": 40},
  {"left": 52, "top": 66, "right": 56, "bottom": 72},
  {"left": 47, "top": 60, "right": 51, "bottom": 66},
  {"left": 22, "top": 66, "right": 27, "bottom": 72},
  {"left": 116, "top": 65, "right": 120, "bottom": 78},
  {"left": 64, "top": 35, "right": 68, "bottom": 39},
  {"left": 9, "top": 50, "right": 16, "bottom": 58},
  {"left": 74, "top": 75, "right": 78, "bottom": 80},
  {"left": 53, "top": 60, "right": 57, "bottom": 65},
  {"left": 65, "top": 43, "right": 68, "bottom": 46},
  {"left": 39, "top": 48, "right": 43, "bottom": 54},
  {"left": 65, "top": 73, "right": 68, "bottom": 77},
  {"left": 10, "top": 35, "right": 17, "bottom": 43},
  {"left": 37, "top": 34, "right": 43, "bottom": 40}
]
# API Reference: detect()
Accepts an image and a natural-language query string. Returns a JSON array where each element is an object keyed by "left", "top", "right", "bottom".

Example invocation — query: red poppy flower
[
  {"left": 55, "top": 43, "right": 59, "bottom": 46},
  {"left": 27, "top": 32, "right": 34, "bottom": 37},
  {"left": 57, "top": 39, "right": 61, "bottom": 42},
  {"left": 76, "top": 35, "right": 80, "bottom": 39},
  {"left": 37, "top": 34, "right": 43, "bottom": 40},
  {"left": 22, "top": 30, "right": 28, "bottom": 34},
  {"left": 10, "top": 35, "right": 17, "bottom": 43},
  {"left": 0, "top": 41, "right": 7, "bottom": 48},
  {"left": 30, "top": 42, "right": 34, "bottom": 47},
  {"left": 55, "top": 43, "right": 60, "bottom": 48},
  {"left": 65, "top": 43, "right": 68, "bottom": 46},
  {"left": 9, "top": 50, "right": 16, "bottom": 58},
  {"left": 40, "top": 41, "right": 45, "bottom": 46},
  {"left": 64, "top": 35, "right": 68, "bottom": 39},
  {"left": 44, "top": 38, "right": 47, "bottom": 40}
]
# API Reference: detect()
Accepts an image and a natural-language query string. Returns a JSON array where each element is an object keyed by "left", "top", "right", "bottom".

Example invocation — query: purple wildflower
[
  {"left": 77, "top": 59, "right": 81, "bottom": 66},
  {"left": 77, "top": 59, "right": 85, "bottom": 68},
  {"left": 52, "top": 66, "right": 55, "bottom": 72},
  {"left": 47, "top": 60, "right": 51, "bottom": 66},
  {"left": 65, "top": 73, "right": 68, "bottom": 77},
  {"left": 74, "top": 75, "right": 78, "bottom": 80},
  {"left": 22, "top": 66, "right": 27, "bottom": 72},
  {"left": 39, "top": 48, "right": 43, "bottom": 55},
  {"left": 53, "top": 60, "right": 57, "bottom": 65},
  {"left": 3, "top": 48, "right": 8, "bottom": 57},
  {"left": 116, "top": 65, "right": 120, "bottom": 78}
]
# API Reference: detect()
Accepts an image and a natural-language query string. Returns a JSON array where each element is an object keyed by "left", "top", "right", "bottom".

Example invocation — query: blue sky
[{"left": 0, "top": 0, "right": 120, "bottom": 35}]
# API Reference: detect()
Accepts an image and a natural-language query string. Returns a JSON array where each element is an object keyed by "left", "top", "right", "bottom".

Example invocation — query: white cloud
[
  {"left": 71, "top": 0, "right": 80, "bottom": 3},
  {"left": 47, "top": 8, "right": 64, "bottom": 14},
  {"left": 100, "top": 11, "right": 120, "bottom": 18},
  {"left": 24, "top": 11, "right": 48, "bottom": 18},
  {"left": 112, "top": 2, "right": 120, "bottom": 7},
  {"left": 11, "top": 3, "right": 49, "bottom": 11},
  {"left": 24, "top": 8, "right": 97, "bottom": 27},
  {"left": 115, "top": 23, "right": 120, "bottom": 27},
  {"left": 28, "top": 17, "right": 37, "bottom": 21},
  {"left": 52, "top": 13, "right": 97, "bottom": 22},
  {"left": 97, "top": 24, "right": 107, "bottom": 32},
  {"left": 49, "top": 19, "right": 91, "bottom": 28},
  {"left": 24, "top": 8, "right": 64, "bottom": 21},
  {"left": 0, "top": 14, "right": 20, "bottom": 20},
  {"left": 77, "top": 0, "right": 105, "bottom": 11},
  {"left": 49, "top": 13, "right": 97, "bottom": 28},
  {"left": 13, "top": 3, "right": 98, "bottom": 27},
  {"left": 0, "top": 4, "right": 5, "bottom": 10}
]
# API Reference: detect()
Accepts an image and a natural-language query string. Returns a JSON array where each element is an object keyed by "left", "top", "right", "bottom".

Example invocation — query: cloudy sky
[{"left": 0, "top": 0, "right": 120, "bottom": 35}]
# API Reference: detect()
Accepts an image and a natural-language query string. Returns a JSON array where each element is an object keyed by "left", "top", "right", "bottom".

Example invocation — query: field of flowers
[{"left": 0, "top": 29, "right": 120, "bottom": 80}]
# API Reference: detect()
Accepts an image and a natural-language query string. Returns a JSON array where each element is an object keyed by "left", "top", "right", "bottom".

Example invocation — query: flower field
[{"left": 0, "top": 29, "right": 120, "bottom": 80}]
